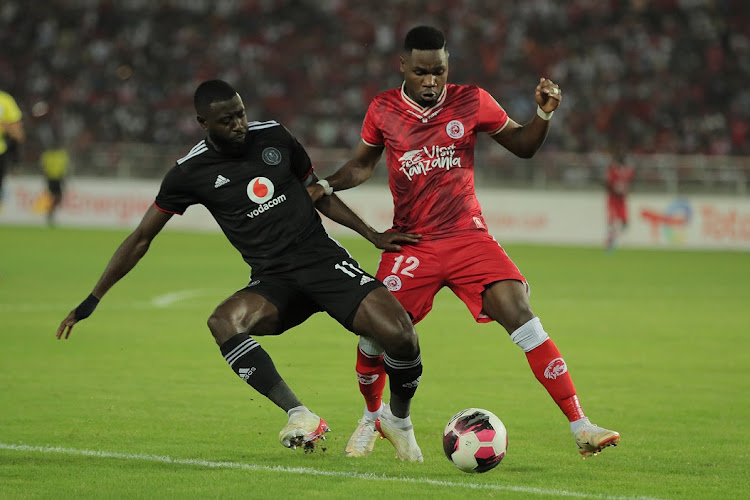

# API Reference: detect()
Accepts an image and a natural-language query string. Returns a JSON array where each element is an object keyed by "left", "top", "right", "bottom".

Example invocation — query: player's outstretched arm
[
  {"left": 308, "top": 173, "right": 421, "bottom": 252},
  {"left": 309, "top": 141, "right": 383, "bottom": 203},
  {"left": 492, "top": 77, "right": 562, "bottom": 158},
  {"left": 56, "top": 205, "right": 173, "bottom": 339}
]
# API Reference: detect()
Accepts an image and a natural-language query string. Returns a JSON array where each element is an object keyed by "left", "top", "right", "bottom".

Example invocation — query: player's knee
[
  {"left": 207, "top": 310, "right": 235, "bottom": 345},
  {"left": 382, "top": 319, "right": 419, "bottom": 358},
  {"left": 208, "top": 300, "right": 280, "bottom": 344},
  {"left": 206, "top": 304, "right": 251, "bottom": 344},
  {"left": 207, "top": 315, "right": 228, "bottom": 345}
]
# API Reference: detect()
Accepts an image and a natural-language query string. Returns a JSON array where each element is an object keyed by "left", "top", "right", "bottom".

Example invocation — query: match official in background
[
  {"left": 39, "top": 145, "right": 69, "bottom": 226},
  {"left": 0, "top": 89, "right": 25, "bottom": 209}
]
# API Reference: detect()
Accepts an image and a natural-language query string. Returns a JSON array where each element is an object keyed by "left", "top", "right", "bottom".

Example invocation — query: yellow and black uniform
[
  {"left": 40, "top": 148, "right": 69, "bottom": 197},
  {"left": 0, "top": 90, "right": 23, "bottom": 197}
]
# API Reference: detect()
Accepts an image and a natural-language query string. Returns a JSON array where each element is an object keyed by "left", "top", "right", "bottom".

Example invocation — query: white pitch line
[
  {"left": 0, "top": 443, "right": 662, "bottom": 500},
  {"left": 150, "top": 288, "right": 226, "bottom": 308},
  {"left": 0, "top": 288, "right": 229, "bottom": 313}
]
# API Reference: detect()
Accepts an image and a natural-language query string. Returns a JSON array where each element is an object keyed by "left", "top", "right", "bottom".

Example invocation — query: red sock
[
  {"left": 355, "top": 345, "right": 386, "bottom": 413},
  {"left": 525, "top": 339, "right": 585, "bottom": 422}
]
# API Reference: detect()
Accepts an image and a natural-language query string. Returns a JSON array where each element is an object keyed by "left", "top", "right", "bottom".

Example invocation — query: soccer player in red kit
[
  {"left": 605, "top": 151, "right": 635, "bottom": 251},
  {"left": 310, "top": 26, "right": 620, "bottom": 459}
]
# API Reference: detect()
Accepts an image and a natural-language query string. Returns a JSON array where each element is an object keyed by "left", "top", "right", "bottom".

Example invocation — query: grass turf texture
[{"left": 1, "top": 225, "right": 748, "bottom": 499}]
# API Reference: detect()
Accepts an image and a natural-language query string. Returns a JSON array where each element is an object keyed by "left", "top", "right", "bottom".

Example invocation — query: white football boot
[
  {"left": 344, "top": 416, "right": 379, "bottom": 457},
  {"left": 375, "top": 404, "right": 423, "bottom": 462},
  {"left": 573, "top": 420, "right": 620, "bottom": 458},
  {"left": 279, "top": 407, "right": 330, "bottom": 451}
]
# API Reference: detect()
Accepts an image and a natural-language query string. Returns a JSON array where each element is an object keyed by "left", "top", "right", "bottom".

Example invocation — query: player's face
[
  {"left": 199, "top": 94, "right": 248, "bottom": 154},
  {"left": 401, "top": 49, "right": 449, "bottom": 107}
]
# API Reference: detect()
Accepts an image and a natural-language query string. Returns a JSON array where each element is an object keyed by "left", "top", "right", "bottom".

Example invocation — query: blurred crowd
[{"left": 1, "top": 0, "right": 749, "bottom": 165}]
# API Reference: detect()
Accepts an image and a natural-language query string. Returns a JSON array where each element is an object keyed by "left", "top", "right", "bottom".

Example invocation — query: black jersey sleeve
[
  {"left": 154, "top": 165, "right": 198, "bottom": 215},
  {"left": 285, "top": 127, "right": 314, "bottom": 183}
]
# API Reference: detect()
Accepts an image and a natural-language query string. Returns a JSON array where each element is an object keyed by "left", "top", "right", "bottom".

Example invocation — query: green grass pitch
[{"left": 1, "top": 225, "right": 748, "bottom": 499}]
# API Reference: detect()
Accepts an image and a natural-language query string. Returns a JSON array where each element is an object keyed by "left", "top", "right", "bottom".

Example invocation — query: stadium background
[
  {"left": 1, "top": 0, "right": 749, "bottom": 194},
  {"left": 2, "top": 2, "right": 750, "bottom": 499}
]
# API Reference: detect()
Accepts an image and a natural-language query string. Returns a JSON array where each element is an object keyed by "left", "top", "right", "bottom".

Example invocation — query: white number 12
[{"left": 391, "top": 256, "right": 420, "bottom": 277}]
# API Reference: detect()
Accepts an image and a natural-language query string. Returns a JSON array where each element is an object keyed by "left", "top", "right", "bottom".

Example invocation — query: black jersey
[{"left": 155, "top": 120, "right": 328, "bottom": 273}]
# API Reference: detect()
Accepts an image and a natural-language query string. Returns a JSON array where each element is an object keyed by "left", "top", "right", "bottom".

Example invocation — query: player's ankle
[
  {"left": 570, "top": 417, "right": 590, "bottom": 433},
  {"left": 287, "top": 405, "right": 309, "bottom": 417},
  {"left": 364, "top": 403, "right": 384, "bottom": 420}
]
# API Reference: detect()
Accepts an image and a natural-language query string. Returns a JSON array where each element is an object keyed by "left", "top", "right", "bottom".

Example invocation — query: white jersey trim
[
  {"left": 176, "top": 140, "right": 208, "bottom": 164},
  {"left": 247, "top": 120, "right": 279, "bottom": 131},
  {"left": 399, "top": 82, "right": 447, "bottom": 117},
  {"left": 488, "top": 118, "right": 511, "bottom": 136},
  {"left": 484, "top": 92, "right": 510, "bottom": 135},
  {"left": 361, "top": 138, "right": 383, "bottom": 148}
]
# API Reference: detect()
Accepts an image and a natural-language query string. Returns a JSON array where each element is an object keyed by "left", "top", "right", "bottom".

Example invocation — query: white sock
[
  {"left": 510, "top": 317, "right": 549, "bottom": 353},
  {"left": 385, "top": 405, "right": 412, "bottom": 427},
  {"left": 570, "top": 417, "right": 590, "bottom": 433},
  {"left": 359, "top": 335, "right": 384, "bottom": 356},
  {"left": 287, "top": 405, "right": 309, "bottom": 416},
  {"left": 364, "top": 402, "right": 384, "bottom": 421}
]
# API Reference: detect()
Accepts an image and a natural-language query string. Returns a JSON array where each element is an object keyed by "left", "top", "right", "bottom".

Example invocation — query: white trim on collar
[{"left": 400, "top": 82, "right": 447, "bottom": 117}]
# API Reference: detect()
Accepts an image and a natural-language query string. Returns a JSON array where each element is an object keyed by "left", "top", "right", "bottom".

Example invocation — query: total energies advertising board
[{"left": 2, "top": 176, "right": 748, "bottom": 250}]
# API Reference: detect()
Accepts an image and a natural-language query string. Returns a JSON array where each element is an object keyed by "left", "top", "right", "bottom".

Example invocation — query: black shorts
[
  {"left": 0, "top": 154, "right": 6, "bottom": 189},
  {"left": 241, "top": 244, "right": 383, "bottom": 334},
  {"left": 47, "top": 178, "right": 63, "bottom": 197}
]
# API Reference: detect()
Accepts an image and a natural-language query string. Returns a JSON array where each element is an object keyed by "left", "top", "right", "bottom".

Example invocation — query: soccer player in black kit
[{"left": 56, "top": 80, "right": 424, "bottom": 460}]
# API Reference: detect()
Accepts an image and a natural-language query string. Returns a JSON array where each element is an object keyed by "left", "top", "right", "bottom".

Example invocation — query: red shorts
[
  {"left": 607, "top": 197, "right": 627, "bottom": 224},
  {"left": 375, "top": 231, "right": 526, "bottom": 325}
]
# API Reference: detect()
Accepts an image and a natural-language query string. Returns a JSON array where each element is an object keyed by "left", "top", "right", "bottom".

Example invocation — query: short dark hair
[
  {"left": 404, "top": 26, "right": 446, "bottom": 51},
  {"left": 194, "top": 80, "right": 237, "bottom": 114}
]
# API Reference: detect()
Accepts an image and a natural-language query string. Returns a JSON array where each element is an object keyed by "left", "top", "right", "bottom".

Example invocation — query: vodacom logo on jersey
[
  {"left": 246, "top": 177, "right": 287, "bottom": 218},
  {"left": 397, "top": 143, "right": 462, "bottom": 181}
]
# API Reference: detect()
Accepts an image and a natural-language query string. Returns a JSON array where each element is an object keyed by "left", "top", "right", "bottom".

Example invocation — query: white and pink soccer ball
[{"left": 443, "top": 408, "right": 508, "bottom": 473}]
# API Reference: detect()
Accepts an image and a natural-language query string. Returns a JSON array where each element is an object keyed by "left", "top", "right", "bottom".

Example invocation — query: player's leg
[
  {"left": 606, "top": 222, "right": 616, "bottom": 251},
  {"left": 0, "top": 155, "right": 6, "bottom": 211},
  {"left": 606, "top": 199, "right": 626, "bottom": 252},
  {"left": 352, "top": 287, "right": 421, "bottom": 417},
  {"left": 351, "top": 286, "right": 424, "bottom": 462},
  {"left": 355, "top": 335, "right": 386, "bottom": 417},
  {"left": 352, "top": 247, "right": 438, "bottom": 425},
  {"left": 344, "top": 334, "right": 386, "bottom": 457},
  {"left": 482, "top": 280, "right": 583, "bottom": 418},
  {"left": 343, "top": 247, "right": 439, "bottom": 458},
  {"left": 207, "top": 287, "right": 328, "bottom": 450},
  {"left": 302, "top": 246, "right": 424, "bottom": 461},
  {"left": 47, "top": 179, "right": 62, "bottom": 226},
  {"left": 482, "top": 280, "right": 620, "bottom": 456}
]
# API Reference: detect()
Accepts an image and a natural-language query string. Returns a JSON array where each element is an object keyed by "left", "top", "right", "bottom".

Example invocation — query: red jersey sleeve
[
  {"left": 476, "top": 88, "right": 509, "bottom": 135},
  {"left": 361, "top": 99, "right": 384, "bottom": 146}
]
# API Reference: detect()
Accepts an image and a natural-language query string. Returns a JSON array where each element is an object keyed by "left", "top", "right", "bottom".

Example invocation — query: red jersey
[
  {"left": 361, "top": 83, "right": 509, "bottom": 238},
  {"left": 605, "top": 164, "right": 635, "bottom": 200}
]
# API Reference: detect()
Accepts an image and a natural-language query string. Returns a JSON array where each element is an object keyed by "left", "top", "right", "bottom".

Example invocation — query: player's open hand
[
  {"left": 370, "top": 231, "right": 422, "bottom": 252},
  {"left": 56, "top": 310, "right": 78, "bottom": 339},
  {"left": 535, "top": 77, "right": 562, "bottom": 112},
  {"left": 57, "top": 294, "right": 99, "bottom": 339}
]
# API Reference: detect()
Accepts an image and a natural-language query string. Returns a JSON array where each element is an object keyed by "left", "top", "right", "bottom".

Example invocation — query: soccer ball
[{"left": 443, "top": 408, "right": 508, "bottom": 473}]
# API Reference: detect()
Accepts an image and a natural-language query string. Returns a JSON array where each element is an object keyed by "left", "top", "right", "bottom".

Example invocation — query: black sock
[
  {"left": 384, "top": 351, "right": 422, "bottom": 418},
  {"left": 220, "top": 333, "right": 282, "bottom": 396}
]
